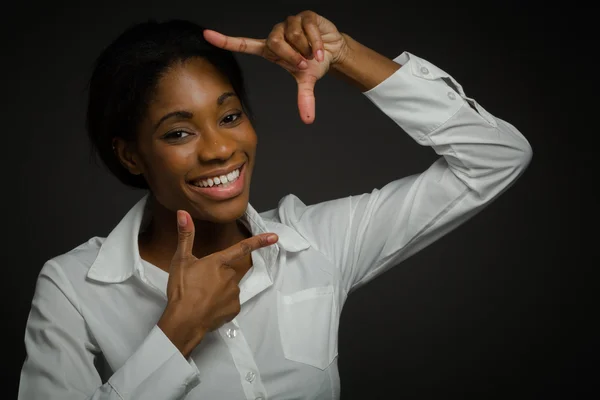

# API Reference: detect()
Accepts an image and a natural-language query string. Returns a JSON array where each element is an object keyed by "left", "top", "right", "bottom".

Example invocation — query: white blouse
[{"left": 18, "top": 51, "right": 532, "bottom": 400}]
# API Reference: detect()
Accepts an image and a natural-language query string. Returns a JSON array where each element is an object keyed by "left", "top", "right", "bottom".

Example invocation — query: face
[{"left": 118, "top": 57, "right": 257, "bottom": 223}]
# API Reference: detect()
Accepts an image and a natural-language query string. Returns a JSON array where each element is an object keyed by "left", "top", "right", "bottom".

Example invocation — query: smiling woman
[
  {"left": 18, "top": 10, "right": 532, "bottom": 400},
  {"left": 112, "top": 56, "right": 257, "bottom": 226}
]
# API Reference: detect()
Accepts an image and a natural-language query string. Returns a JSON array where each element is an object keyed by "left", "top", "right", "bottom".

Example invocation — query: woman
[{"left": 18, "top": 10, "right": 532, "bottom": 400}]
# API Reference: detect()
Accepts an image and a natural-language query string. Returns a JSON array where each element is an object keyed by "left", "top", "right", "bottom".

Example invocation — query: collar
[{"left": 86, "top": 193, "right": 310, "bottom": 283}]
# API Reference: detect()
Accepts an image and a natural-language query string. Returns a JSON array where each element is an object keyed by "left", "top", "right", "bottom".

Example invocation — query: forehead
[{"left": 149, "top": 57, "right": 234, "bottom": 111}]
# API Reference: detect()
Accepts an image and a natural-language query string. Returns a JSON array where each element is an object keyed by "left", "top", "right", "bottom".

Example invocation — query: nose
[{"left": 197, "top": 128, "right": 236, "bottom": 163}]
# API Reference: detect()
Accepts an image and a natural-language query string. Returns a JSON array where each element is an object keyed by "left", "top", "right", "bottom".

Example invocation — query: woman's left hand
[{"left": 203, "top": 10, "right": 348, "bottom": 124}]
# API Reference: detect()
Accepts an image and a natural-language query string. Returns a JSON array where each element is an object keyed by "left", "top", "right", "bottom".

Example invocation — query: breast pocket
[{"left": 276, "top": 285, "right": 339, "bottom": 370}]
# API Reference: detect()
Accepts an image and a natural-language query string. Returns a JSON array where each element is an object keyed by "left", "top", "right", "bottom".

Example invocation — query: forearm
[
  {"left": 330, "top": 33, "right": 402, "bottom": 92},
  {"left": 357, "top": 49, "right": 533, "bottom": 197}
]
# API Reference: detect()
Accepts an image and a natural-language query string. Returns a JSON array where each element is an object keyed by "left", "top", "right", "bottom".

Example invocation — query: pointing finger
[
  {"left": 216, "top": 233, "right": 278, "bottom": 266},
  {"left": 203, "top": 29, "right": 265, "bottom": 56}
]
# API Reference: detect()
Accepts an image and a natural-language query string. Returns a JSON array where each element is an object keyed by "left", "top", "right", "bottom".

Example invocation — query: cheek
[
  {"left": 147, "top": 146, "right": 197, "bottom": 184},
  {"left": 238, "top": 125, "right": 258, "bottom": 148}
]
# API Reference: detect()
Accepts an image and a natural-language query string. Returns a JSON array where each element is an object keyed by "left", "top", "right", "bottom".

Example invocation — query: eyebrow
[{"left": 153, "top": 92, "right": 237, "bottom": 131}]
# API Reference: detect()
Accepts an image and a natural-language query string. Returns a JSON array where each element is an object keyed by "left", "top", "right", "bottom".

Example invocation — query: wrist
[
  {"left": 158, "top": 305, "right": 206, "bottom": 358},
  {"left": 331, "top": 32, "right": 354, "bottom": 73},
  {"left": 329, "top": 32, "right": 401, "bottom": 92}
]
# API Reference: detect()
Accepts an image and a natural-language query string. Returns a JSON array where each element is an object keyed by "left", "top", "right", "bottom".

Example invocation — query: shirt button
[
  {"left": 447, "top": 91, "right": 456, "bottom": 100},
  {"left": 226, "top": 328, "right": 237, "bottom": 338},
  {"left": 245, "top": 371, "right": 256, "bottom": 382},
  {"left": 420, "top": 66, "right": 429, "bottom": 75}
]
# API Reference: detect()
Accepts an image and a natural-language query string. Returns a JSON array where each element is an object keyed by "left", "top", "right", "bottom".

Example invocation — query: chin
[{"left": 186, "top": 191, "right": 250, "bottom": 224}]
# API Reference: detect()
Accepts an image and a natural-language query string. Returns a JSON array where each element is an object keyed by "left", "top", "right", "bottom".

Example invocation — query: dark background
[{"left": 2, "top": 0, "right": 592, "bottom": 399}]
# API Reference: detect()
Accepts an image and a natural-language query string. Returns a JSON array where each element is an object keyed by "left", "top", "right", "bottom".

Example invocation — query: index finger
[
  {"left": 203, "top": 29, "right": 265, "bottom": 56},
  {"left": 216, "top": 233, "right": 278, "bottom": 266}
]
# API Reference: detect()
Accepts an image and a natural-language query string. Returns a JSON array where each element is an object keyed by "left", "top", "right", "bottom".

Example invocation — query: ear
[{"left": 112, "top": 137, "right": 144, "bottom": 176}]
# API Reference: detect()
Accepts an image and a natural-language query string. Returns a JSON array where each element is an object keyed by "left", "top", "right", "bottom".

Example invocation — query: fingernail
[
  {"left": 317, "top": 50, "right": 323, "bottom": 62},
  {"left": 298, "top": 60, "right": 308, "bottom": 69},
  {"left": 267, "top": 234, "right": 278, "bottom": 244},
  {"left": 177, "top": 211, "right": 187, "bottom": 227}
]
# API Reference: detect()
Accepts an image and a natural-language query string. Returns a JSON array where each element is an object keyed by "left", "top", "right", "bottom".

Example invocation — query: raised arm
[{"left": 272, "top": 25, "right": 533, "bottom": 295}]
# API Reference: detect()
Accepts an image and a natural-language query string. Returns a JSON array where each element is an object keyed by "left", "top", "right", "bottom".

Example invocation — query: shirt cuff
[
  {"left": 108, "top": 325, "right": 200, "bottom": 399},
  {"left": 362, "top": 51, "right": 468, "bottom": 141}
]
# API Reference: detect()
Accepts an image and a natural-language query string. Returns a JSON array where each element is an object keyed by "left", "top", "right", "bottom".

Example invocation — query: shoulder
[{"left": 38, "top": 236, "right": 105, "bottom": 286}]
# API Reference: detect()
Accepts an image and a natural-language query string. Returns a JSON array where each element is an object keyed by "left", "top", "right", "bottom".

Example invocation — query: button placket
[{"left": 219, "top": 323, "right": 268, "bottom": 400}]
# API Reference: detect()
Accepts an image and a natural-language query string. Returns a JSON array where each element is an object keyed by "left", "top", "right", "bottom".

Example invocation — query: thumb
[
  {"left": 174, "top": 210, "right": 195, "bottom": 260},
  {"left": 296, "top": 74, "right": 318, "bottom": 124}
]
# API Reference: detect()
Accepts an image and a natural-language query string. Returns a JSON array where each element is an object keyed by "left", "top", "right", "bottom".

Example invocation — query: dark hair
[{"left": 85, "top": 19, "right": 254, "bottom": 189}]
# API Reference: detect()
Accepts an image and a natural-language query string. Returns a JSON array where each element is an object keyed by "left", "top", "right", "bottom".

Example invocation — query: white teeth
[{"left": 192, "top": 167, "right": 241, "bottom": 188}]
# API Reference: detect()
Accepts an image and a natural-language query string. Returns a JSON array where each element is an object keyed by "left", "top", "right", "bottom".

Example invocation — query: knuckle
[
  {"left": 288, "top": 29, "right": 303, "bottom": 39},
  {"left": 221, "top": 259, "right": 232, "bottom": 268},
  {"left": 214, "top": 253, "right": 228, "bottom": 266},
  {"left": 269, "top": 36, "right": 282, "bottom": 47},
  {"left": 178, "top": 230, "right": 193, "bottom": 239},
  {"left": 239, "top": 241, "right": 252, "bottom": 256},
  {"left": 238, "top": 38, "right": 248, "bottom": 53},
  {"left": 271, "top": 22, "right": 284, "bottom": 36}
]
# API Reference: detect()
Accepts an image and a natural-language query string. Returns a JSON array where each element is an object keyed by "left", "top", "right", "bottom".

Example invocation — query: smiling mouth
[
  {"left": 187, "top": 162, "right": 245, "bottom": 188},
  {"left": 188, "top": 167, "right": 241, "bottom": 188},
  {"left": 185, "top": 163, "right": 247, "bottom": 201}
]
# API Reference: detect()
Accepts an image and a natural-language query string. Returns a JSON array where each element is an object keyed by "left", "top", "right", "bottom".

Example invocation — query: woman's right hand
[{"left": 157, "top": 210, "right": 278, "bottom": 358}]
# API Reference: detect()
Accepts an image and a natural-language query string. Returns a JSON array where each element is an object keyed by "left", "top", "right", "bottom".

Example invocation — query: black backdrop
[{"left": 2, "top": 0, "right": 592, "bottom": 398}]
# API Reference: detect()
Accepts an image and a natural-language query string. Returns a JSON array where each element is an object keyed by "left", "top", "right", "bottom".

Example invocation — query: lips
[{"left": 186, "top": 162, "right": 247, "bottom": 201}]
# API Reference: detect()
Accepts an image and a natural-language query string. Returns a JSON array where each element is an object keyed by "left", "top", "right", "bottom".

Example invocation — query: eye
[
  {"left": 162, "top": 130, "right": 191, "bottom": 141},
  {"left": 221, "top": 112, "right": 243, "bottom": 125}
]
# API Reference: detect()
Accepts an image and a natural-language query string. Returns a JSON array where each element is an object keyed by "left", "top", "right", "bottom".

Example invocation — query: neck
[{"left": 139, "top": 194, "right": 251, "bottom": 270}]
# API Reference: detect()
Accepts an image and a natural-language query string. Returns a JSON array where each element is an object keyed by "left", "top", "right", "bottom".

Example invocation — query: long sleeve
[
  {"left": 279, "top": 51, "right": 532, "bottom": 295},
  {"left": 18, "top": 261, "right": 201, "bottom": 400}
]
